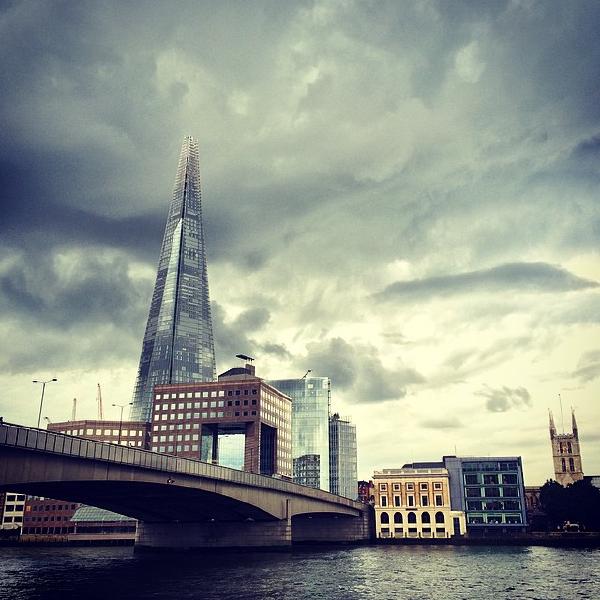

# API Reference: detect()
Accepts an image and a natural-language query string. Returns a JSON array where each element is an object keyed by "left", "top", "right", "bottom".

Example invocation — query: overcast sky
[{"left": 1, "top": 0, "right": 599, "bottom": 484}]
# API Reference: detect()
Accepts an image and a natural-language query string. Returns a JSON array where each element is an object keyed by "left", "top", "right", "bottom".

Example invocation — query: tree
[{"left": 540, "top": 479, "right": 600, "bottom": 531}]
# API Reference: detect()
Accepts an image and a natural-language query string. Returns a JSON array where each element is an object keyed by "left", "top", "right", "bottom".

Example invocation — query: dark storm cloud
[
  {"left": 376, "top": 263, "right": 598, "bottom": 302},
  {"left": 211, "top": 302, "right": 288, "bottom": 370},
  {"left": 0, "top": 249, "right": 151, "bottom": 330},
  {"left": 303, "top": 337, "right": 424, "bottom": 402},
  {"left": 477, "top": 386, "right": 532, "bottom": 413},
  {"left": 572, "top": 350, "right": 600, "bottom": 384}
]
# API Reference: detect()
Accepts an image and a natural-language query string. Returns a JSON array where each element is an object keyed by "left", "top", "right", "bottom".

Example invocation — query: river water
[{"left": 0, "top": 545, "right": 598, "bottom": 600}]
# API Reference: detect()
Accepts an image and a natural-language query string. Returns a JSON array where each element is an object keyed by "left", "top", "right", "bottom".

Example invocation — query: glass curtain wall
[
  {"left": 131, "top": 137, "right": 216, "bottom": 422},
  {"left": 268, "top": 377, "right": 330, "bottom": 491}
]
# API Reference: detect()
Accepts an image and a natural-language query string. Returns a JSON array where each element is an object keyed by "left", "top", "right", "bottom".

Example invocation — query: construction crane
[
  {"left": 97, "top": 383, "right": 104, "bottom": 420},
  {"left": 71, "top": 398, "right": 77, "bottom": 421}
]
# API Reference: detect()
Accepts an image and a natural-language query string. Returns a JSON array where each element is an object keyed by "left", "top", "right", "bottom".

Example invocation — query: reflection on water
[{"left": 0, "top": 544, "right": 599, "bottom": 600}]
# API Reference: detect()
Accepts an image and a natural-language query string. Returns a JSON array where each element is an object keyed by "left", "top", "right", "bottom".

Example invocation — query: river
[{"left": 0, "top": 544, "right": 598, "bottom": 599}]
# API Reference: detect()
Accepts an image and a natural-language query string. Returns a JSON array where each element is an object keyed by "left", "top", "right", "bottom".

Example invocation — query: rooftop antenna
[
  {"left": 558, "top": 393, "right": 564, "bottom": 434},
  {"left": 71, "top": 398, "right": 77, "bottom": 422},
  {"left": 97, "top": 383, "right": 103, "bottom": 421},
  {"left": 302, "top": 369, "right": 312, "bottom": 379}
]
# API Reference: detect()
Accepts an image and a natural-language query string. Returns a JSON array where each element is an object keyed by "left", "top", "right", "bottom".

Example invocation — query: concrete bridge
[{"left": 0, "top": 422, "right": 370, "bottom": 550}]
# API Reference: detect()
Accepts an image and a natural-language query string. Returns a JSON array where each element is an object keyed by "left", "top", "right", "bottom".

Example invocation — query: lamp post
[
  {"left": 33, "top": 378, "right": 57, "bottom": 429},
  {"left": 112, "top": 402, "right": 132, "bottom": 445}
]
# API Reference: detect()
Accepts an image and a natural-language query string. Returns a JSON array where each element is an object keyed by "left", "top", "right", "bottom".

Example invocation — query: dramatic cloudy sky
[{"left": 1, "top": 0, "right": 599, "bottom": 484}]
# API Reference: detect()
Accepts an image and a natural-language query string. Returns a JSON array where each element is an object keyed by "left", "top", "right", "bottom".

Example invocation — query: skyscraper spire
[{"left": 131, "top": 136, "right": 216, "bottom": 421}]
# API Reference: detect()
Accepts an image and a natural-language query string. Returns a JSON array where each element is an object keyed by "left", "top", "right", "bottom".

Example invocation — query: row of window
[
  {"left": 465, "top": 486, "right": 520, "bottom": 498},
  {"left": 379, "top": 494, "right": 445, "bottom": 508},
  {"left": 4, "top": 494, "right": 25, "bottom": 502},
  {"left": 379, "top": 511, "right": 446, "bottom": 524},
  {"left": 25, "top": 516, "right": 71, "bottom": 522},
  {"left": 464, "top": 473, "right": 518, "bottom": 485},
  {"left": 27, "top": 504, "right": 77, "bottom": 511},
  {"left": 379, "top": 482, "right": 443, "bottom": 492},
  {"left": 156, "top": 389, "right": 259, "bottom": 401},
  {"left": 561, "top": 458, "right": 577, "bottom": 472},
  {"left": 467, "top": 514, "right": 522, "bottom": 524}
]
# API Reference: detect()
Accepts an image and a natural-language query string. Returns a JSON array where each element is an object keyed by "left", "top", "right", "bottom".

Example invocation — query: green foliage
[{"left": 540, "top": 479, "right": 600, "bottom": 531}]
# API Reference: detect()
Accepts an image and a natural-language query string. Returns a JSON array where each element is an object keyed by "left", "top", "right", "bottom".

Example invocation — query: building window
[
  {"left": 569, "top": 458, "right": 575, "bottom": 472},
  {"left": 380, "top": 512, "right": 390, "bottom": 524},
  {"left": 406, "top": 483, "right": 414, "bottom": 491},
  {"left": 379, "top": 484, "right": 387, "bottom": 492},
  {"left": 421, "top": 495, "right": 429, "bottom": 507},
  {"left": 433, "top": 482, "right": 442, "bottom": 490},
  {"left": 420, "top": 483, "right": 428, "bottom": 491},
  {"left": 407, "top": 495, "right": 415, "bottom": 507},
  {"left": 380, "top": 496, "right": 388, "bottom": 507},
  {"left": 392, "top": 483, "right": 401, "bottom": 491},
  {"left": 394, "top": 512, "right": 402, "bottom": 524},
  {"left": 394, "top": 495, "right": 401, "bottom": 507},
  {"left": 435, "top": 511, "right": 445, "bottom": 524},
  {"left": 407, "top": 512, "right": 417, "bottom": 524},
  {"left": 561, "top": 458, "right": 566, "bottom": 472}
]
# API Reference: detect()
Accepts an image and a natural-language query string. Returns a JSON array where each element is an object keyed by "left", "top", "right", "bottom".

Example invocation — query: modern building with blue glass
[
  {"left": 131, "top": 137, "right": 216, "bottom": 422},
  {"left": 268, "top": 377, "right": 331, "bottom": 491},
  {"left": 443, "top": 456, "right": 528, "bottom": 535},
  {"left": 329, "top": 413, "right": 358, "bottom": 499}
]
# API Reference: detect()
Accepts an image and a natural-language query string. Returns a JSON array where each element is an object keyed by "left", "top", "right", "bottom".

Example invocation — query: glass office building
[
  {"left": 444, "top": 456, "right": 528, "bottom": 535},
  {"left": 329, "top": 414, "right": 358, "bottom": 499},
  {"left": 131, "top": 137, "right": 216, "bottom": 422},
  {"left": 268, "top": 377, "right": 330, "bottom": 491}
]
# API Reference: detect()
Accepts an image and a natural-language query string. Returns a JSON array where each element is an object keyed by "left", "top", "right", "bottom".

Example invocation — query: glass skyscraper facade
[
  {"left": 267, "top": 377, "right": 330, "bottom": 491},
  {"left": 329, "top": 414, "right": 358, "bottom": 499},
  {"left": 131, "top": 137, "right": 216, "bottom": 422}
]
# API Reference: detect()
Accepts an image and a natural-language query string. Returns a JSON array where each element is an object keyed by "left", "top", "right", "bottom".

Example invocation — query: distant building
[
  {"left": 329, "top": 414, "right": 358, "bottom": 499},
  {"left": 268, "top": 377, "right": 330, "bottom": 491},
  {"left": 357, "top": 480, "right": 374, "bottom": 504},
  {"left": 21, "top": 498, "right": 80, "bottom": 535},
  {"left": 152, "top": 360, "right": 292, "bottom": 478},
  {"left": 444, "top": 456, "right": 528, "bottom": 535},
  {"left": 69, "top": 506, "right": 136, "bottom": 541},
  {"left": 0, "top": 492, "right": 26, "bottom": 532},
  {"left": 372, "top": 464, "right": 466, "bottom": 539},
  {"left": 549, "top": 409, "right": 584, "bottom": 486},
  {"left": 47, "top": 419, "right": 151, "bottom": 449}
]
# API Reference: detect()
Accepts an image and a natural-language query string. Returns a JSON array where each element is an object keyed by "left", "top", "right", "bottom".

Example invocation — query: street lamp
[
  {"left": 32, "top": 378, "right": 58, "bottom": 429},
  {"left": 112, "top": 402, "right": 132, "bottom": 445}
]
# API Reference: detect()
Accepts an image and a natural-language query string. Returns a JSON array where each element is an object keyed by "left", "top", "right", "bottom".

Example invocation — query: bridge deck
[{"left": 0, "top": 422, "right": 363, "bottom": 510}]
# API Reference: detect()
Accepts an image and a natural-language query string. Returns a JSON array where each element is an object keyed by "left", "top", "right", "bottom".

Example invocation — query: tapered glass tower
[{"left": 131, "top": 136, "right": 216, "bottom": 421}]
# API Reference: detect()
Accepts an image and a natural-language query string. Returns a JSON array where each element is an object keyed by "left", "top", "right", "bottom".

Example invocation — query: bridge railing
[{"left": 0, "top": 421, "right": 363, "bottom": 510}]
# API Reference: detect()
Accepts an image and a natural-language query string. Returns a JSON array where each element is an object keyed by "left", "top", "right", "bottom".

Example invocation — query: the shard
[{"left": 131, "top": 136, "right": 216, "bottom": 421}]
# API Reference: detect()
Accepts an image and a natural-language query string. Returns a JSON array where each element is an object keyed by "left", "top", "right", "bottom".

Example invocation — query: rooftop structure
[{"left": 549, "top": 408, "right": 584, "bottom": 486}]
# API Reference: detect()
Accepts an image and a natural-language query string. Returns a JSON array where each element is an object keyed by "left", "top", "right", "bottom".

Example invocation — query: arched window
[
  {"left": 380, "top": 512, "right": 390, "bottom": 524},
  {"left": 569, "top": 458, "right": 575, "bottom": 472},
  {"left": 407, "top": 512, "right": 417, "bottom": 524},
  {"left": 561, "top": 458, "right": 566, "bottom": 472},
  {"left": 394, "top": 512, "right": 403, "bottom": 524},
  {"left": 421, "top": 512, "right": 431, "bottom": 524},
  {"left": 435, "top": 511, "right": 445, "bottom": 524}
]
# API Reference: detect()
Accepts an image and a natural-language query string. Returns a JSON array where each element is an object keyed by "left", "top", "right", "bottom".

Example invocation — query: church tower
[{"left": 549, "top": 408, "right": 584, "bottom": 486}]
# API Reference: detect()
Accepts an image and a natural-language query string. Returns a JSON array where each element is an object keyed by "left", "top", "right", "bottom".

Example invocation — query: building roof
[{"left": 71, "top": 506, "right": 135, "bottom": 523}]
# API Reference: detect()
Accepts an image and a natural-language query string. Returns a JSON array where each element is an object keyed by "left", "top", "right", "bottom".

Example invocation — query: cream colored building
[{"left": 373, "top": 465, "right": 466, "bottom": 539}]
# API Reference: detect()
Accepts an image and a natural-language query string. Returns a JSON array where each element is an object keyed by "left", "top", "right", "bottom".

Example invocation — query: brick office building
[
  {"left": 151, "top": 361, "right": 292, "bottom": 478},
  {"left": 47, "top": 419, "right": 150, "bottom": 448}
]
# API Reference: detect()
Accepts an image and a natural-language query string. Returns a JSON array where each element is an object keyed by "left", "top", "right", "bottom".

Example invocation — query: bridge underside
[{"left": 0, "top": 442, "right": 371, "bottom": 549}]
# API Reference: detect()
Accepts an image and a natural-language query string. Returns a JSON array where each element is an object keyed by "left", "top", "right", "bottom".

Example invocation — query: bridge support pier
[
  {"left": 135, "top": 519, "right": 292, "bottom": 551},
  {"left": 292, "top": 512, "right": 371, "bottom": 544}
]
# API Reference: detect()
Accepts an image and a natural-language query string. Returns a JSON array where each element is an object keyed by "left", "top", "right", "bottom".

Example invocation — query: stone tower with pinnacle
[{"left": 548, "top": 408, "right": 584, "bottom": 486}]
